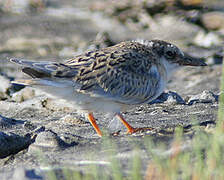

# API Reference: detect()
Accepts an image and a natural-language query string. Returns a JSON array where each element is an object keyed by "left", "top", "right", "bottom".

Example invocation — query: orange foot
[
  {"left": 126, "top": 127, "right": 154, "bottom": 134},
  {"left": 116, "top": 113, "right": 154, "bottom": 135}
]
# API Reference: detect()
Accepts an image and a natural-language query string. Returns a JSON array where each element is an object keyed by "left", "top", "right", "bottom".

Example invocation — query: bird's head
[{"left": 148, "top": 40, "right": 207, "bottom": 67}]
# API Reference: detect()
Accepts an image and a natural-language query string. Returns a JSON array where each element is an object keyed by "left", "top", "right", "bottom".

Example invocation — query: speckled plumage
[{"left": 10, "top": 39, "right": 206, "bottom": 136}]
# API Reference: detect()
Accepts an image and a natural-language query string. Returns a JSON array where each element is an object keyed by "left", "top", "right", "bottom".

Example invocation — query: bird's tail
[{"left": 12, "top": 78, "right": 73, "bottom": 88}]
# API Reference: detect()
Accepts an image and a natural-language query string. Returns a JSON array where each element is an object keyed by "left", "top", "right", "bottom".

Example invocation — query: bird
[{"left": 10, "top": 39, "right": 207, "bottom": 137}]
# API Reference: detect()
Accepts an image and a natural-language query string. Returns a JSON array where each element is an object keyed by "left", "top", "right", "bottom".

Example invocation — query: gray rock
[
  {"left": 194, "top": 31, "right": 222, "bottom": 48},
  {"left": 12, "top": 87, "right": 35, "bottom": 102},
  {"left": 59, "top": 114, "right": 86, "bottom": 125},
  {"left": 149, "top": 91, "right": 185, "bottom": 105},
  {"left": 0, "top": 75, "right": 11, "bottom": 100},
  {"left": 186, "top": 90, "right": 218, "bottom": 105},
  {"left": 0, "top": 92, "right": 8, "bottom": 100},
  {"left": 207, "top": 51, "right": 223, "bottom": 65},
  {"left": 23, "top": 121, "right": 38, "bottom": 131},
  {"left": 202, "top": 11, "right": 224, "bottom": 31},
  {"left": 28, "top": 130, "right": 67, "bottom": 153},
  {"left": 0, "top": 131, "right": 31, "bottom": 158}
]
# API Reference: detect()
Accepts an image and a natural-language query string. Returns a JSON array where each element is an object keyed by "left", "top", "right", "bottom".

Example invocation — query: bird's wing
[
  {"left": 10, "top": 58, "right": 79, "bottom": 78},
  {"left": 64, "top": 42, "right": 161, "bottom": 104}
]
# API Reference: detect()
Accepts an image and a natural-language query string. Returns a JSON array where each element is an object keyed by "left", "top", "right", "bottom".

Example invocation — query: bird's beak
[{"left": 179, "top": 53, "right": 207, "bottom": 66}]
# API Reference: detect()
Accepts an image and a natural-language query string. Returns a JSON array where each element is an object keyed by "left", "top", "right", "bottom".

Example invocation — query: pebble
[
  {"left": 0, "top": 75, "right": 11, "bottom": 100},
  {"left": 60, "top": 114, "right": 85, "bottom": 125},
  {"left": 149, "top": 91, "right": 185, "bottom": 105},
  {"left": 28, "top": 130, "right": 63, "bottom": 153},
  {"left": 202, "top": 12, "right": 224, "bottom": 31},
  {"left": 23, "top": 121, "right": 37, "bottom": 131},
  {"left": 0, "top": 92, "right": 8, "bottom": 100},
  {"left": 12, "top": 87, "right": 35, "bottom": 102},
  {"left": 186, "top": 90, "right": 218, "bottom": 105},
  {"left": 206, "top": 52, "right": 223, "bottom": 65},
  {"left": 194, "top": 31, "right": 222, "bottom": 48}
]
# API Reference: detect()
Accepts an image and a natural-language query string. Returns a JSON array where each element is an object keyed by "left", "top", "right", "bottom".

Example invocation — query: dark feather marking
[
  {"left": 85, "top": 51, "right": 94, "bottom": 56},
  {"left": 91, "top": 61, "right": 97, "bottom": 70},
  {"left": 81, "top": 75, "right": 96, "bottom": 81},
  {"left": 110, "top": 53, "right": 115, "bottom": 59},
  {"left": 80, "top": 83, "right": 95, "bottom": 91},
  {"left": 95, "top": 53, "right": 106, "bottom": 58},
  {"left": 78, "top": 57, "right": 90, "bottom": 62},
  {"left": 117, "top": 58, "right": 126, "bottom": 63},
  {"left": 22, "top": 67, "right": 50, "bottom": 78},
  {"left": 80, "top": 69, "right": 92, "bottom": 76},
  {"left": 93, "top": 63, "right": 106, "bottom": 70},
  {"left": 98, "top": 56, "right": 108, "bottom": 63}
]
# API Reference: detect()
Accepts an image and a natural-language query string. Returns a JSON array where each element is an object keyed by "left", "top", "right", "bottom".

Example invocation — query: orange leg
[
  {"left": 87, "top": 113, "right": 102, "bottom": 137},
  {"left": 116, "top": 113, "right": 136, "bottom": 134}
]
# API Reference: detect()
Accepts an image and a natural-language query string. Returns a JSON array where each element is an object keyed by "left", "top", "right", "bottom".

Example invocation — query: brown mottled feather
[{"left": 65, "top": 41, "right": 156, "bottom": 92}]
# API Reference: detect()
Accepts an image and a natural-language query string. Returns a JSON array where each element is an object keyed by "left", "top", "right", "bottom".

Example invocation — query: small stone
[
  {"left": 186, "top": 90, "right": 218, "bottom": 105},
  {"left": 194, "top": 31, "right": 222, "bottom": 48},
  {"left": 0, "top": 75, "right": 11, "bottom": 97},
  {"left": 12, "top": 87, "right": 35, "bottom": 102},
  {"left": 23, "top": 121, "right": 37, "bottom": 131},
  {"left": 149, "top": 91, "right": 185, "bottom": 105},
  {"left": 28, "top": 130, "right": 64, "bottom": 153},
  {"left": 0, "top": 91, "right": 8, "bottom": 100},
  {"left": 60, "top": 114, "right": 85, "bottom": 125},
  {"left": 165, "top": 92, "right": 185, "bottom": 104},
  {"left": 206, "top": 52, "right": 223, "bottom": 65},
  {"left": 202, "top": 12, "right": 224, "bottom": 30}
]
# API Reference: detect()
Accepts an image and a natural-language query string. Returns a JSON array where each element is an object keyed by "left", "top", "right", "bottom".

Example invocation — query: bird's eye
[{"left": 165, "top": 50, "right": 176, "bottom": 58}]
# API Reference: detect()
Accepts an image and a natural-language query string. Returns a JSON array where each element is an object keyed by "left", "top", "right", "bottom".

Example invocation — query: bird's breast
[{"left": 143, "top": 65, "right": 167, "bottom": 103}]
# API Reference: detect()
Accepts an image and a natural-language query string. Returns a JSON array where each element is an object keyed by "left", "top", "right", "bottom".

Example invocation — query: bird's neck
[{"left": 160, "top": 57, "right": 179, "bottom": 81}]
